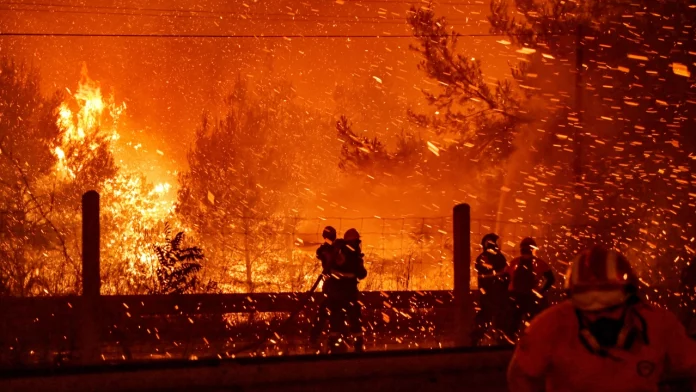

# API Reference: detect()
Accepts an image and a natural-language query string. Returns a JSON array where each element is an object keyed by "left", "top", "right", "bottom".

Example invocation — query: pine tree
[
  {"left": 407, "top": 5, "right": 523, "bottom": 163},
  {"left": 336, "top": 115, "right": 389, "bottom": 172},
  {"left": 177, "top": 78, "right": 329, "bottom": 292}
]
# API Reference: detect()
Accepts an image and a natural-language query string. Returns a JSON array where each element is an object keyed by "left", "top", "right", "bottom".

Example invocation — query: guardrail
[{"left": 0, "top": 289, "right": 458, "bottom": 366}]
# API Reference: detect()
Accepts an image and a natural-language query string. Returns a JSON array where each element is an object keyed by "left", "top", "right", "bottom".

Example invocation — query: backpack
[
  {"left": 331, "top": 239, "right": 366, "bottom": 280},
  {"left": 317, "top": 239, "right": 345, "bottom": 272},
  {"left": 334, "top": 244, "right": 347, "bottom": 267},
  {"left": 512, "top": 256, "right": 537, "bottom": 293},
  {"left": 317, "top": 242, "right": 345, "bottom": 273}
]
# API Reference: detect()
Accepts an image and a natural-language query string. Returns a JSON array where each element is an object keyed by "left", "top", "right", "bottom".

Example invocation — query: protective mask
[{"left": 588, "top": 317, "right": 624, "bottom": 347}]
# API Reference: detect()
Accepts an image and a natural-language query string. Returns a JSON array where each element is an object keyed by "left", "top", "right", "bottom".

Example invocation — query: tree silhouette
[
  {"left": 336, "top": 115, "right": 389, "bottom": 172},
  {"left": 0, "top": 59, "right": 64, "bottom": 296},
  {"left": 152, "top": 224, "right": 204, "bottom": 295},
  {"left": 407, "top": 6, "right": 523, "bottom": 164},
  {"left": 177, "top": 77, "right": 328, "bottom": 292}
]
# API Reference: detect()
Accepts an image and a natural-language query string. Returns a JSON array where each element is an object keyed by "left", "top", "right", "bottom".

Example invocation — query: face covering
[{"left": 587, "top": 317, "right": 625, "bottom": 347}]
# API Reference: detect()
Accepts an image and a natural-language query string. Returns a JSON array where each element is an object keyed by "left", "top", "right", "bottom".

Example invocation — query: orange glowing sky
[{"left": 0, "top": 0, "right": 512, "bottom": 205}]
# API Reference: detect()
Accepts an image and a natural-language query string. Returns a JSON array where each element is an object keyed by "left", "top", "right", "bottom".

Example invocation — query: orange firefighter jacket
[{"left": 507, "top": 300, "right": 696, "bottom": 392}]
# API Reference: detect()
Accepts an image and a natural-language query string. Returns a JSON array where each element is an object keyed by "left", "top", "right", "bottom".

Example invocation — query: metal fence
[
  {"left": 190, "top": 216, "right": 676, "bottom": 292},
  {"left": 214, "top": 215, "right": 582, "bottom": 292}
]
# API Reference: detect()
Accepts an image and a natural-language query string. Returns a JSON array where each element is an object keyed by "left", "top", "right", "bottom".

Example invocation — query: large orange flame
[{"left": 54, "top": 65, "right": 175, "bottom": 292}]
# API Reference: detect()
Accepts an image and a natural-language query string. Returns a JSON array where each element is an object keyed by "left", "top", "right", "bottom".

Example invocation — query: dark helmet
[
  {"left": 322, "top": 226, "right": 337, "bottom": 241},
  {"left": 520, "top": 237, "right": 537, "bottom": 255},
  {"left": 344, "top": 228, "right": 360, "bottom": 242},
  {"left": 481, "top": 233, "right": 500, "bottom": 248}
]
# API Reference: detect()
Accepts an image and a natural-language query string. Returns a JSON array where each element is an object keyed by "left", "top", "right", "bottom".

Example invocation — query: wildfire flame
[
  {"left": 50, "top": 67, "right": 453, "bottom": 294},
  {"left": 54, "top": 64, "right": 175, "bottom": 292},
  {"left": 54, "top": 65, "right": 125, "bottom": 178},
  {"left": 60, "top": 64, "right": 124, "bottom": 142}
]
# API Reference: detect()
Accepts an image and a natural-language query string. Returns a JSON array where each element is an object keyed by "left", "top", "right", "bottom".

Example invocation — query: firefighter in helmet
[
  {"left": 325, "top": 228, "right": 367, "bottom": 352},
  {"left": 310, "top": 226, "right": 337, "bottom": 346},
  {"left": 472, "top": 233, "right": 509, "bottom": 345},
  {"left": 679, "top": 256, "right": 696, "bottom": 332},
  {"left": 503, "top": 237, "right": 555, "bottom": 341},
  {"left": 508, "top": 245, "right": 696, "bottom": 391}
]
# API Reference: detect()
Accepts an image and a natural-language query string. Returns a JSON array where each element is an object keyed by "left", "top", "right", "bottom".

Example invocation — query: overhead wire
[
  {"left": 0, "top": 5, "right": 483, "bottom": 24},
  {"left": 0, "top": 2, "right": 563, "bottom": 41},
  {"left": 0, "top": 0, "right": 489, "bottom": 15},
  {"left": 0, "top": 10, "right": 476, "bottom": 25},
  {"left": 0, "top": 7, "right": 477, "bottom": 17},
  {"left": 0, "top": 32, "right": 566, "bottom": 38},
  {"left": 0, "top": 1, "right": 488, "bottom": 19},
  {"left": 0, "top": 1, "right": 491, "bottom": 32}
]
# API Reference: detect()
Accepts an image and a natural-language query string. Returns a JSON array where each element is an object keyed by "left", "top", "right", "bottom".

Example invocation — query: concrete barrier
[
  {"left": 1, "top": 346, "right": 692, "bottom": 391},
  {"left": 0, "top": 347, "right": 513, "bottom": 392}
]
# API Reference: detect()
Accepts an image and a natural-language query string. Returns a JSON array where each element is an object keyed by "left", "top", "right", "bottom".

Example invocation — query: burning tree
[
  {"left": 177, "top": 78, "right": 329, "bottom": 293},
  {"left": 0, "top": 60, "right": 183, "bottom": 296},
  {"left": 0, "top": 61, "right": 125, "bottom": 295},
  {"left": 99, "top": 178, "right": 176, "bottom": 295},
  {"left": 0, "top": 60, "right": 63, "bottom": 296},
  {"left": 50, "top": 66, "right": 177, "bottom": 295}
]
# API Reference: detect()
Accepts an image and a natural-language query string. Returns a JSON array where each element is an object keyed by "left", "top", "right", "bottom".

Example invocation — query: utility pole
[{"left": 573, "top": 24, "right": 585, "bottom": 226}]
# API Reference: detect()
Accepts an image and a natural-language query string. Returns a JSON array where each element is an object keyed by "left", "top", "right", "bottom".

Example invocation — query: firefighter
[
  {"left": 472, "top": 233, "right": 509, "bottom": 346},
  {"left": 310, "top": 226, "right": 337, "bottom": 347},
  {"left": 325, "top": 228, "right": 367, "bottom": 353},
  {"left": 508, "top": 246, "right": 696, "bottom": 391},
  {"left": 679, "top": 256, "right": 696, "bottom": 332},
  {"left": 503, "top": 237, "right": 555, "bottom": 341}
]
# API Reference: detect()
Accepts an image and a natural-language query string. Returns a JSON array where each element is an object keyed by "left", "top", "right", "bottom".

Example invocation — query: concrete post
[
  {"left": 453, "top": 204, "right": 473, "bottom": 347},
  {"left": 80, "top": 190, "right": 100, "bottom": 363},
  {"left": 82, "top": 190, "right": 100, "bottom": 297}
]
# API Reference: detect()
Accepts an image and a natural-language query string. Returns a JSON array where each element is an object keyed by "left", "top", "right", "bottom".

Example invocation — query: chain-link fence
[{"left": 201, "top": 215, "right": 597, "bottom": 293}]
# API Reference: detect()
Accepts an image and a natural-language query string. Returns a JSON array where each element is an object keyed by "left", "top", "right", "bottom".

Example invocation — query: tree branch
[{"left": 2, "top": 149, "right": 74, "bottom": 269}]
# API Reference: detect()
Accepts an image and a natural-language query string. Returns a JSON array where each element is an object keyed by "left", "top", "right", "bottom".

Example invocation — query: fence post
[
  {"left": 453, "top": 204, "right": 473, "bottom": 347},
  {"left": 80, "top": 190, "right": 100, "bottom": 363},
  {"left": 572, "top": 23, "right": 585, "bottom": 227}
]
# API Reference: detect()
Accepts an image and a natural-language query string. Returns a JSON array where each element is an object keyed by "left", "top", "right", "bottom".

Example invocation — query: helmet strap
[{"left": 575, "top": 305, "right": 648, "bottom": 358}]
